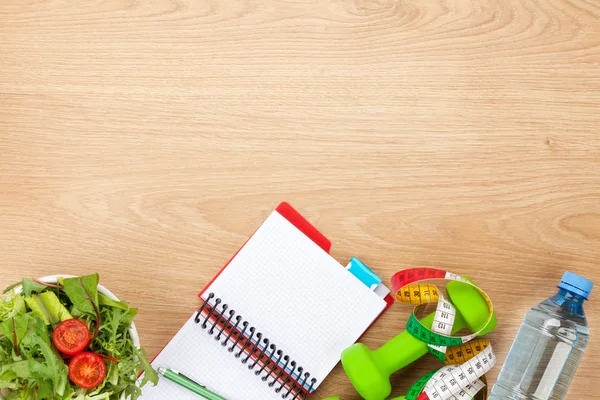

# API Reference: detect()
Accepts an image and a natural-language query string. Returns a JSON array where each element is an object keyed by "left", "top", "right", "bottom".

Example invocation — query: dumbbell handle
[{"left": 374, "top": 309, "right": 469, "bottom": 375}]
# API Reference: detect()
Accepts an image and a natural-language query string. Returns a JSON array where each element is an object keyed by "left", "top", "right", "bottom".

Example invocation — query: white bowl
[{"left": 1, "top": 275, "right": 140, "bottom": 400}]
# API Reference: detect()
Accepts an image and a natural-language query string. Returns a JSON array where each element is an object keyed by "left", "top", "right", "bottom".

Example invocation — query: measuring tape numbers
[{"left": 391, "top": 268, "right": 496, "bottom": 400}]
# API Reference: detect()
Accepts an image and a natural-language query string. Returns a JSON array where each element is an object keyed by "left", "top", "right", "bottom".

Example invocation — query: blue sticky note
[{"left": 347, "top": 257, "right": 382, "bottom": 290}]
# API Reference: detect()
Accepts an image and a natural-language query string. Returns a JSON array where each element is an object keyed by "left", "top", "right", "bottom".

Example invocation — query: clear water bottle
[{"left": 489, "top": 271, "right": 592, "bottom": 400}]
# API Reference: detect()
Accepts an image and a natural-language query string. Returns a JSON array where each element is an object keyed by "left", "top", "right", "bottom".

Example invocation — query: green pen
[{"left": 157, "top": 367, "right": 228, "bottom": 400}]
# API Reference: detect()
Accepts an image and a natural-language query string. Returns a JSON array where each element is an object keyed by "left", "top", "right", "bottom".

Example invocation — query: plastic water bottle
[{"left": 489, "top": 271, "right": 592, "bottom": 400}]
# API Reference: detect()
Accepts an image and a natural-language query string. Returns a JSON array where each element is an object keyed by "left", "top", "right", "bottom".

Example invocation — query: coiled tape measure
[{"left": 391, "top": 268, "right": 496, "bottom": 400}]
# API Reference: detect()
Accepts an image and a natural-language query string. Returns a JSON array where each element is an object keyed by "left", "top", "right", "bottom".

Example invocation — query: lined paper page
[{"left": 141, "top": 210, "right": 386, "bottom": 399}]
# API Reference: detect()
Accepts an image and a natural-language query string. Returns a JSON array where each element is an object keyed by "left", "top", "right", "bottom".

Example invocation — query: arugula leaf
[
  {"left": 122, "top": 308, "right": 138, "bottom": 327},
  {"left": 21, "top": 279, "right": 48, "bottom": 297},
  {"left": 2, "top": 278, "right": 48, "bottom": 296},
  {"left": 0, "top": 315, "right": 69, "bottom": 398},
  {"left": 29, "top": 334, "right": 68, "bottom": 396},
  {"left": 133, "top": 346, "right": 158, "bottom": 388},
  {"left": 1, "top": 283, "right": 20, "bottom": 295},
  {"left": 88, "top": 302, "right": 156, "bottom": 399},
  {"left": 22, "top": 313, "right": 51, "bottom": 350},
  {"left": 0, "top": 360, "right": 48, "bottom": 382}
]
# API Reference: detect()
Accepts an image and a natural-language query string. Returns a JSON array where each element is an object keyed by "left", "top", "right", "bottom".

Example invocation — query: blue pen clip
[{"left": 346, "top": 257, "right": 382, "bottom": 290}]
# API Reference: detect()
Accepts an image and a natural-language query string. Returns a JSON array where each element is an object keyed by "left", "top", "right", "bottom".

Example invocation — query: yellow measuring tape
[{"left": 392, "top": 268, "right": 496, "bottom": 400}]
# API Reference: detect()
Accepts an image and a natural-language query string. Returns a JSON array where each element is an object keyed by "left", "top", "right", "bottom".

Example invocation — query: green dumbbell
[
  {"left": 325, "top": 395, "right": 471, "bottom": 400},
  {"left": 340, "top": 279, "right": 496, "bottom": 400},
  {"left": 321, "top": 397, "right": 405, "bottom": 400},
  {"left": 322, "top": 397, "right": 405, "bottom": 400}
]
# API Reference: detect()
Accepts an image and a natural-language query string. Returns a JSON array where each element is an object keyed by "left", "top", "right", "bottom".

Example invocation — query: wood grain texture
[{"left": 1, "top": 0, "right": 599, "bottom": 398}]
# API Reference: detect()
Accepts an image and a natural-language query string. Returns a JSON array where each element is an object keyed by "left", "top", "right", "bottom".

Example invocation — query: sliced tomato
[
  {"left": 52, "top": 319, "right": 90, "bottom": 356},
  {"left": 68, "top": 352, "right": 107, "bottom": 389}
]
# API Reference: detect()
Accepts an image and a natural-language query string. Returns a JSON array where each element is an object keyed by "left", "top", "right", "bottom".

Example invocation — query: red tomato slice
[
  {"left": 69, "top": 352, "right": 107, "bottom": 389},
  {"left": 52, "top": 319, "right": 90, "bottom": 356}
]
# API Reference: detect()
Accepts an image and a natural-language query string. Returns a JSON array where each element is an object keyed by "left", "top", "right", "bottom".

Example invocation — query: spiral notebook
[{"left": 140, "top": 204, "right": 389, "bottom": 400}]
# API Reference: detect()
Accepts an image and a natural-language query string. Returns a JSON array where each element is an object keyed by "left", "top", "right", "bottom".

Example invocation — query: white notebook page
[{"left": 141, "top": 210, "right": 386, "bottom": 400}]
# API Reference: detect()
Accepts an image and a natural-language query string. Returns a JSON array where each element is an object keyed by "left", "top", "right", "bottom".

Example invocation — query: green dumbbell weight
[
  {"left": 340, "top": 278, "right": 496, "bottom": 400},
  {"left": 321, "top": 397, "right": 406, "bottom": 400},
  {"left": 325, "top": 396, "right": 472, "bottom": 400}
]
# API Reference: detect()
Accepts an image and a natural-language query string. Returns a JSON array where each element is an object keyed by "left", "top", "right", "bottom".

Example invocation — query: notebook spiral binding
[{"left": 194, "top": 293, "right": 317, "bottom": 400}]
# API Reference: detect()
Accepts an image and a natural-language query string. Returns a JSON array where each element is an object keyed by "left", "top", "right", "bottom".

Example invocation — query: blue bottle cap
[{"left": 558, "top": 271, "right": 593, "bottom": 300}]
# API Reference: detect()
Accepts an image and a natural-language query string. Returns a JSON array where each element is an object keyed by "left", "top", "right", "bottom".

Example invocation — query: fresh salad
[{"left": 0, "top": 274, "right": 158, "bottom": 400}]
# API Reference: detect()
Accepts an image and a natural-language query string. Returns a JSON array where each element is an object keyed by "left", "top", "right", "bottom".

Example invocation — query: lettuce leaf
[
  {"left": 0, "top": 294, "right": 26, "bottom": 323},
  {"left": 24, "top": 291, "right": 72, "bottom": 325}
]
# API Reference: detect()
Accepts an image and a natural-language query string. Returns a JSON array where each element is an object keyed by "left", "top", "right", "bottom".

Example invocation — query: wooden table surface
[{"left": 2, "top": 0, "right": 599, "bottom": 398}]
